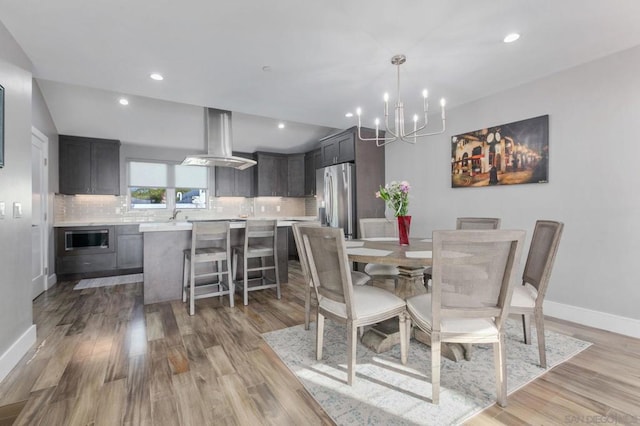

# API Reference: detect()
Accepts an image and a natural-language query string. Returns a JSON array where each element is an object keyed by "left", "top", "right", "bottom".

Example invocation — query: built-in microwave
[{"left": 61, "top": 226, "right": 115, "bottom": 254}]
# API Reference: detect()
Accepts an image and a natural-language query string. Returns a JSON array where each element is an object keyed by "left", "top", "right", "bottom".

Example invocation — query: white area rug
[
  {"left": 73, "top": 273, "right": 143, "bottom": 290},
  {"left": 263, "top": 320, "right": 591, "bottom": 425}
]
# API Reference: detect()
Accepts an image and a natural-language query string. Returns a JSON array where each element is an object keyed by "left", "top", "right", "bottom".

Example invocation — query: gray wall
[
  {"left": 386, "top": 45, "right": 640, "bottom": 321},
  {"left": 0, "top": 24, "right": 35, "bottom": 360}
]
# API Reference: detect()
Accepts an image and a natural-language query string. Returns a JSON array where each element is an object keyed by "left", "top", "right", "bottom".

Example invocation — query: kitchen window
[{"left": 128, "top": 161, "right": 208, "bottom": 210}]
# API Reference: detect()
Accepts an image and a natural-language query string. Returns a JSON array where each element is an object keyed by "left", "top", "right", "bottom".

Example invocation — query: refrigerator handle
[{"left": 326, "top": 174, "right": 334, "bottom": 225}]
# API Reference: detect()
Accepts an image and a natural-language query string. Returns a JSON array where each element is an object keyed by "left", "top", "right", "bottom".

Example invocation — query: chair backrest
[
  {"left": 522, "top": 220, "right": 564, "bottom": 303},
  {"left": 291, "top": 222, "right": 321, "bottom": 288},
  {"left": 359, "top": 218, "right": 398, "bottom": 238},
  {"left": 456, "top": 217, "right": 501, "bottom": 230},
  {"left": 244, "top": 219, "right": 277, "bottom": 249},
  {"left": 191, "top": 221, "right": 231, "bottom": 255},
  {"left": 431, "top": 229, "right": 525, "bottom": 332},
  {"left": 299, "top": 226, "right": 355, "bottom": 318}
]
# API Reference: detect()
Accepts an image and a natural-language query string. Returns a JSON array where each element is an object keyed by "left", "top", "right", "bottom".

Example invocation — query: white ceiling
[{"left": 2, "top": 0, "right": 640, "bottom": 152}]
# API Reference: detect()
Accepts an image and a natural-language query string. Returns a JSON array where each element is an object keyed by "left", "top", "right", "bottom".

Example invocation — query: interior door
[{"left": 31, "top": 130, "right": 48, "bottom": 299}]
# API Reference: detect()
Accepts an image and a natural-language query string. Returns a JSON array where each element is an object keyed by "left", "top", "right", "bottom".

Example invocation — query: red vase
[{"left": 397, "top": 215, "right": 411, "bottom": 246}]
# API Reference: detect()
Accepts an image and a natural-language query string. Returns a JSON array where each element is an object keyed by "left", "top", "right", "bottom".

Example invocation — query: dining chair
[
  {"left": 232, "top": 219, "right": 281, "bottom": 306},
  {"left": 182, "top": 221, "right": 234, "bottom": 315},
  {"left": 406, "top": 229, "right": 525, "bottom": 406},
  {"left": 358, "top": 218, "right": 400, "bottom": 286},
  {"left": 291, "top": 222, "right": 371, "bottom": 330},
  {"left": 300, "top": 226, "right": 408, "bottom": 385},
  {"left": 456, "top": 217, "right": 502, "bottom": 229},
  {"left": 425, "top": 217, "right": 502, "bottom": 286},
  {"left": 510, "top": 220, "right": 564, "bottom": 368}
]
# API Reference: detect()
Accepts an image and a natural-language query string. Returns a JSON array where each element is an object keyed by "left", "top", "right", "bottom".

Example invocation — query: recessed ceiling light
[
  {"left": 150, "top": 73, "right": 164, "bottom": 81},
  {"left": 345, "top": 112, "right": 354, "bottom": 118},
  {"left": 119, "top": 98, "right": 129, "bottom": 106},
  {"left": 278, "top": 123, "right": 285, "bottom": 129},
  {"left": 503, "top": 33, "right": 520, "bottom": 43}
]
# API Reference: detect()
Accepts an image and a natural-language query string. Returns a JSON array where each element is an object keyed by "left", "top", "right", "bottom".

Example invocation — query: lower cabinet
[
  {"left": 56, "top": 225, "right": 143, "bottom": 278},
  {"left": 116, "top": 225, "right": 144, "bottom": 269}
]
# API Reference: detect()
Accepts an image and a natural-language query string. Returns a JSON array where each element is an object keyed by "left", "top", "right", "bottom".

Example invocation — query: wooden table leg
[{"left": 361, "top": 265, "right": 470, "bottom": 362}]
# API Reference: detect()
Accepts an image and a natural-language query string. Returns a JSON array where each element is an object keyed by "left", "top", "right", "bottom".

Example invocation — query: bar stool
[
  {"left": 232, "top": 219, "right": 281, "bottom": 306},
  {"left": 182, "top": 221, "right": 233, "bottom": 315}
]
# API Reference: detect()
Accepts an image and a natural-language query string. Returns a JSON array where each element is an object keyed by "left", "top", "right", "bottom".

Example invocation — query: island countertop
[{"left": 54, "top": 216, "right": 318, "bottom": 228}]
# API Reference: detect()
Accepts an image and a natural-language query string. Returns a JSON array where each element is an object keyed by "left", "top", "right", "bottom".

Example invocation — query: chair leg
[
  {"left": 273, "top": 253, "right": 281, "bottom": 300},
  {"left": 182, "top": 253, "right": 189, "bottom": 303},
  {"left": 189, "top": 260, "right": 196, "bottom": 316},
  {"left": 399, "top": 313, "right": 408, "bottom": 365},
  {"left": 227, "top": 260, "right": 234, "bottom": 308},
  {"left": 304, "top": 282, "right": 311, "bottom": 330},
  {"left": 431, "top": 331, "right": 441, "bottom": 405},
  {"left": 522, "top": 313, "right": 532, "bottom": 345},
  {"left": 534, "top": 309, "right": 547, "bottom": 368},
  {"left": 347, "top": 321, "right": 357, "bottom": 385},
  {"left": 316, "top": 313, "right": 325, "bottom": 361},
  {"left": 243, "top": 255, "right": 249, "bottom": 306},
  {"left": 495, "top": 334, "right": 508, "bottom": 407}
]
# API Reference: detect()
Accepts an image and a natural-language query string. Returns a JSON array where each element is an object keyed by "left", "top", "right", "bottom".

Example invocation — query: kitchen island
[{"left": 139, "top": 220, "right": 301, "bottom": 305}]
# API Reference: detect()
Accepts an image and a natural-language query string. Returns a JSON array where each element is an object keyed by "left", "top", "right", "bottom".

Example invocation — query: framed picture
[
  {"left": 0, "top": 84, "right": 4, "bottom": 168},
  {"left": 451, "top": 115, "right": 548, "bottom": 188}
]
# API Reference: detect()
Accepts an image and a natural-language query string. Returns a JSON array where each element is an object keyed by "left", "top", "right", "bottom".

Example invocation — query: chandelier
[{"left": 356, "top": 54, "right": 446, "bottom": 147}]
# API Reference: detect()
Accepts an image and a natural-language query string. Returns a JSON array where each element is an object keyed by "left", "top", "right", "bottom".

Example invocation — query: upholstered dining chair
[
  {"left": 425, "top": 217, "right": 502, "bottom": 286},
  {"left": 456, "top": 217, "right": 502, "bottom": 229},
  {"left": 406, "top": 229, "right": 525, "bottom": 406},
  {"left": 510, "top": 220, "right": 564, "bottom": 368},
  {"left": 182, "top": 221, "right": 233, "bottom": 315},
  {"left": 358, "top": 218, "right": 400, "bottom": 286},
  {"left": 300, "top": 226, "right": 408, "bottom": 385},
  {"left": 291, "top": 222, "right": 371, "bottom": 330},
  {"left": 232, "top": 219, "right": 281, "bottom": 306}
]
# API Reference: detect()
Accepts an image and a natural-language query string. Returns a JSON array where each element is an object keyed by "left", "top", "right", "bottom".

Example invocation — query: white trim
[
  {"left": 0, "top": 325, "right": 37, "bottom": 383},
  {"left": 31, "top": 127, "right": 49, "bottom": 300},
  {"left": 544, "top": 300, "right": 640, "bottom": 339}
]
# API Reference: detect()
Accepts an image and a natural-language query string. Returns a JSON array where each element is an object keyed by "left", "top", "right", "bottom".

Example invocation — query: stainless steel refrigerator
[{"left": 316, "top": 163, "right": 356, "bottom": 238}]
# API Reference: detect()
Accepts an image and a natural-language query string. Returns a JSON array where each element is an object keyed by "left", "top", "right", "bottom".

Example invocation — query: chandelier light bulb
[
  {"left": 422, "top": 89, "right": 428, "bottom": 98},
  {"left": 413, "top": 114, "right": 418, "bottom": 123},
  {"left": 356, "top": 107, "right": 362, "bottom": 116},
  {"left": 383, "top": 93, "right": 389, "bottom": 102},
  {"left": 440, "top": 98, "right": 446, "bottom": 107}
]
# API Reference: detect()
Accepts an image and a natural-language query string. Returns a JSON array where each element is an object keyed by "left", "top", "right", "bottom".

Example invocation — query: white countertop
[
  {"left": 139, "top": 219, "right": 311, "bottom": 233},
  {"left": 54, "top": 216, "right": 318, "bottom": 228}
]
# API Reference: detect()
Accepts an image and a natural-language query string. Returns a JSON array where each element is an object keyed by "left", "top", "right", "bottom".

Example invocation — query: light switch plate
[
  {"left": 13, "top": 202, "right": 22, "bottom": 218},
  {"left": 0, "top": 201, "right": 5, "bottom": 219}
]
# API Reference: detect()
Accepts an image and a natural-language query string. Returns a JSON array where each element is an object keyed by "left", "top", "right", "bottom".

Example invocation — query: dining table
[{"left": 346, "top": 236, "right": 469, "bottom": 362}]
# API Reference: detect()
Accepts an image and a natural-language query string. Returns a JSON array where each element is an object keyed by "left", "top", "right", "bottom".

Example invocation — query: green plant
[{"left": 376, "top": 181, "right": 411, "bottom": 216}]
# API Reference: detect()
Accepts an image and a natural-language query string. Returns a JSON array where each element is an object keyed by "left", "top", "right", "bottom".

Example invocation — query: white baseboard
[
  {"left": 544, "top": 300, "right": 640, "bottom": 339},
  {"left": 47, "top": 273, "right": 57, "bottom": 290},
  {"left": 0, "top": 325, "right": 37, "bottom": 383}
]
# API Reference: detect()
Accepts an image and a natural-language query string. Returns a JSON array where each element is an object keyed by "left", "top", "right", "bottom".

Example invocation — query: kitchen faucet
[{"left": 170, "top": 208, "right": 182, "bottom": 220}]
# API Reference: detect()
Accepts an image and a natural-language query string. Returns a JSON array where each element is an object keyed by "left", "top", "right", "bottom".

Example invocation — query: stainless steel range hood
[{"left": 182, "top": 108, "right": 257, "bottom": 170}]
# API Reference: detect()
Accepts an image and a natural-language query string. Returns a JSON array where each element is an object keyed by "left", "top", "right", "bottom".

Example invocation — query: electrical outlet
[
  {"left": 115, "top": 207, "right": 121, "bottom": 214},
  {"left": 276, "top": 205, "right": 281, "bottom": 212},
  {"left": 260, "top": 206, "right": 265, "bottom": 213},
  {"left": 0, "top": 201, "right": 5, "bottom": 219}
]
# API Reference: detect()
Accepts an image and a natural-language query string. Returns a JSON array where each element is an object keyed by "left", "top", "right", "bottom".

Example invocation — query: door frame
[{"left": 31, "top": 126, "right": 49, "bottom": 299}]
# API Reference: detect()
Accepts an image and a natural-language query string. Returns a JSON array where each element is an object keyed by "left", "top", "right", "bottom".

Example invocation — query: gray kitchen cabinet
[
  {"left": 59, "top": 135, "right": 120, "bottom": 195},
  {"left": 55, "top": 226, "right": 117, "bottom": 277},
  {"left": 215, "top": 152, "right": 254, "bottom": 197},
  {"left": 320, "top": 130, "right": 355, "bottom": 166},
  {"left": 116, "top": 225, "right": 144, "bottom": 270},
  {"left": 304, "top": 148, "right": 321, "bottom": 196},
  {"left": 254, "top": 152, "right": 288, "bottom": 196},
  {"left": 287, "top": 154, "right": 305, "bottom": 197}
]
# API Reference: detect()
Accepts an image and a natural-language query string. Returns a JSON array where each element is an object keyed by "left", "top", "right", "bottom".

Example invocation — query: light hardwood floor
[{"left": 0, "top": 262, "right": 638, "bottom": 425}]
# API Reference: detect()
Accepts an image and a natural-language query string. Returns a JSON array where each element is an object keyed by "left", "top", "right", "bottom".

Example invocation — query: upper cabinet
[
  {"left": 320, "top": 131, "right": 355, "bottom": 167},
  {"left": 214, "top": 152, "right": 255, "bottom": 197},
  {"left": 304, "top": 148, "right": 321, "bottom": 196},
  {"left": 59, "top": 135, "right": 120, "bottom": 195},
  {"left": 287, "top": 154, "right": 305, "bottom": 197},
  {"left": 254, "top": 152, "right": 288, "bottom": 196}
]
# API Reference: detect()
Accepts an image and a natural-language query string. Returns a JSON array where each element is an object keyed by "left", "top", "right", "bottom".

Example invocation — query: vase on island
[{"left": 397, "top": 215, "right": 411, "bottom": 246}]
